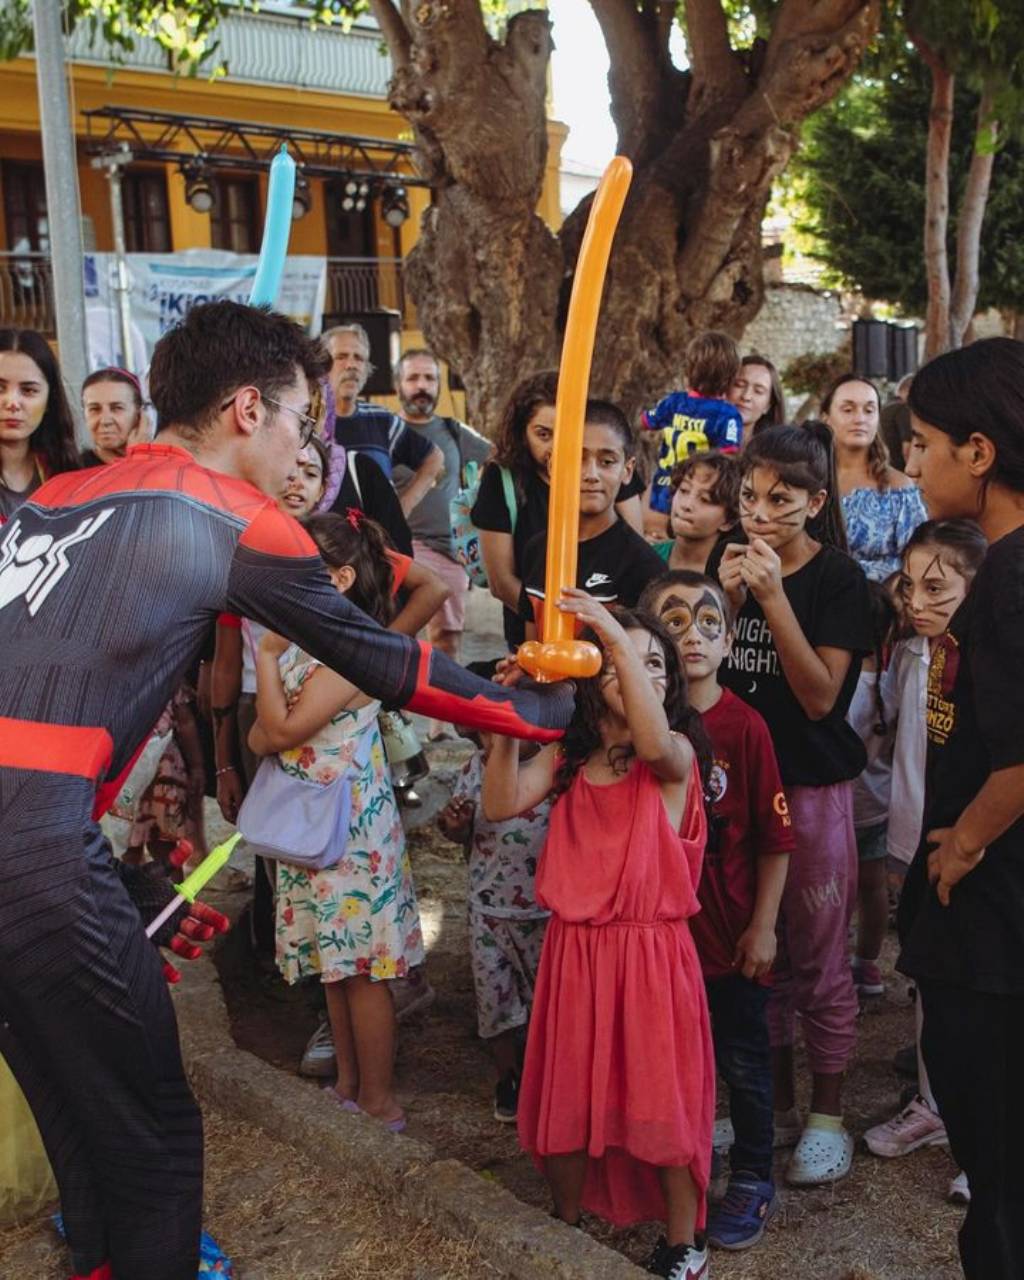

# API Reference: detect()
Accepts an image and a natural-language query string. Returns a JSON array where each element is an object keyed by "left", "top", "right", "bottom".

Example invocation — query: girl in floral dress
[{"left": 249, "top": 512, "right": 423, "bottom": 1132}]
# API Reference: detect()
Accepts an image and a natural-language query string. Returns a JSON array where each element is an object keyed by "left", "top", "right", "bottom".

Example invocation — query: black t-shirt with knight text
[
  {"left": 708, "top": 541, "right": 872, "bottom": 787},
  {"left": 518, "top": 519, "right": 665, "bottom": 634},
  {"left": 898, "top": 526, "right": 1024, "bottom": 994}
]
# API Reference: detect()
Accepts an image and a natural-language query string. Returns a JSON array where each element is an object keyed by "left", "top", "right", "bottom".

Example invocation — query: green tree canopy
[{"left": 793, "top": 51, "right": 1024, "bottom": 316}]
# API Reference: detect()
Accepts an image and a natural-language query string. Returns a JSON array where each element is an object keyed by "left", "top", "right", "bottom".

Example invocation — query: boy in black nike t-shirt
[{"left": 518, "top": 401, "right": 665, "bottom": 636}]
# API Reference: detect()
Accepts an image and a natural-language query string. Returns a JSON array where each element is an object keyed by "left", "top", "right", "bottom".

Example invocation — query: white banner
[{"left": 83, "top": 249, "right": 328, "bottom": 372}]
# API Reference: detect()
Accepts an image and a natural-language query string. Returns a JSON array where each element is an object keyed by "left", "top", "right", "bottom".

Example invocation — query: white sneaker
[
  {"left": 299, "top": 1018, "right": 336, "bottom": 1078},
  {"left": 864, "top": 1096, "right": 948, "bottom": 1158},
  {"left": 786, "top": 1119, "right": 854, "bottom": 1186},
  {"left": 948, "top": 1170, "right": 971, "bottom": 1205}
]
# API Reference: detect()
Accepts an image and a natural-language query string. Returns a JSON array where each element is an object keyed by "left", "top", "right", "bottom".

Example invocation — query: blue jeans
[{"left": 705, "top": 973, "right": 774, "bottom": 1182}]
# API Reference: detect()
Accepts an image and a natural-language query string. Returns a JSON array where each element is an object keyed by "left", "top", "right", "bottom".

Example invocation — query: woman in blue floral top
[
  {"left": 249, "top": 512, "right": 424, "bottom": 1133},
  {"left": 824, "top": 373, "right": 927, "bottom": 581}
]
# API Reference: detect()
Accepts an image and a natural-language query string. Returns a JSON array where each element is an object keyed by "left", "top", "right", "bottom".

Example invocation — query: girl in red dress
[{"left": 483, "top": 590, "right": 715, "bottom": 1280}]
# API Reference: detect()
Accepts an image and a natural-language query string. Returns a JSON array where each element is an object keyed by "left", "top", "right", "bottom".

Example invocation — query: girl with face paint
[
  {"left": 862, "top": 520, "right": 985, "bottom": 1188},
  {"left": 708, "top": 423, "right": 874, "bottom": 1188},
  {"left": 894, "top": 337, "right": 1024, "bottom": 1280},
  {"left": 482, "top": 594, "right": 717, "bottom": 1279}
]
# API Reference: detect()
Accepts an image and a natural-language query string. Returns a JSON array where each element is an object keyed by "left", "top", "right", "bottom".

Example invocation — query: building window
[
  {"left": 324, "top": 181, "right": 377, "bottom": 258},
  {"left": 210, "top": 176, "right": 260, "bottom": 254},
  {"left": 122, "top": 169, "right": 171, "bottom": 252},
  {"left": 2, "top": 161, "right": 49, "bottom": 254}
]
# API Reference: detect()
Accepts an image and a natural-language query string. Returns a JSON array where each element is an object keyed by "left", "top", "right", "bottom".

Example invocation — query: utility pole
[
  {"left": 33, "top": 0, "right": 89, "bottom": 433},
  {"left": 92, "top": 145, "right": 135, "bottom": 373}
]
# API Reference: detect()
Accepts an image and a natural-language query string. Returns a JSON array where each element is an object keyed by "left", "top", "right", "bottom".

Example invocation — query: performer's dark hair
[
  {"left": 0, "top": 328, "right": 81, "bottom": 475},
  {"left": 303, "top": 511, "right": 395, "bottom": 626},
  {"left": 148, "top": 301, "right": 331, "bottom": 436}
]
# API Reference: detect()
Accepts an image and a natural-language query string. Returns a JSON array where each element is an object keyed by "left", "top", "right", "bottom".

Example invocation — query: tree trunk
[
  {"left": 370, "top": 0, "right": 880, "bottom": 432},
  {"left": 915, "top": 39, "right": 954, "bottom": 360},
  {"left": 949, "top": 85, "right": 998, "bottom": 347}
]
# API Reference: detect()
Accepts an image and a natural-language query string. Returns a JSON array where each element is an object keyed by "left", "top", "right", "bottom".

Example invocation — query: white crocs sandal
[{"left": 786, "top": 1121, "right": 854, "bottom": 1186}]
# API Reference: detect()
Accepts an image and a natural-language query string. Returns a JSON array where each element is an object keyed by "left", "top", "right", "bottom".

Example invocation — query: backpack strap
[
  {"left": 499, "top": 466, "right": 518, "bottom": 534},
  {"left": 441, "top": 417, "right": 466, "bottom": 486}
]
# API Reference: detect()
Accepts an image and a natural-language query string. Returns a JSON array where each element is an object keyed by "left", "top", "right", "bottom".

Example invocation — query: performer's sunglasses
[{"left": 220, "top": 390, "right": 319, "bottom": 448}]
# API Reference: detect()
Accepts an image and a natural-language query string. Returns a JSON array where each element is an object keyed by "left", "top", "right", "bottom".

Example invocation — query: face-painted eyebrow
[
  {"left": 657, "top": 594, "right": 691, "bottom": 612},
  {"left": 923, "top": 552, "right": 948, "bottom": 579}
]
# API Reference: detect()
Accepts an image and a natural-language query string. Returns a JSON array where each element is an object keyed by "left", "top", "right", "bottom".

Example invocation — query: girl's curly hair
[{"left": 553, "top": 607, "right": 713, "bottom": 803}]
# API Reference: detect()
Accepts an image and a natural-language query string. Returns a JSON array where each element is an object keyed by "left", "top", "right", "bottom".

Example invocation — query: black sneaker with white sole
[
  {"left": 494, "top": 1069, "right": 519, "bottom": 1123},
  {"left": 645, "top": 1235, "right": 710, "bottom": 1279}
]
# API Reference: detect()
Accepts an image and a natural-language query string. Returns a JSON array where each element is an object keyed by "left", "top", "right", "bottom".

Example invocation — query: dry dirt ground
[
  {"left": 218, "top": 775, "right": 966, "bottom": 1280},
  {"left": 0, "top": 1107, "right": 497, "bottom": 1280}
]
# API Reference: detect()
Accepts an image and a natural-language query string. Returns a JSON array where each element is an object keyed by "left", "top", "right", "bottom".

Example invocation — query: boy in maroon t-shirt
[{"left": 642, "top": 570, "right": 793, "bottom": 1252}]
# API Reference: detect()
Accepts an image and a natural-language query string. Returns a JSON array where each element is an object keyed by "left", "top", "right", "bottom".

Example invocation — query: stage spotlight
[
  {"left": 292, "top": 172, "right": 311, "bottom": 220},
  {"left": 382, "top": 184, "right": 410, "bottom": 228},
  {"left": 182, "top": 160, "right": 214, "bottom": 213}
]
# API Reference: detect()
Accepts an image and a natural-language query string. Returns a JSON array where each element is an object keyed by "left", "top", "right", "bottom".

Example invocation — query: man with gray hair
[{"left": 323, "top": 323, "right": 442, "bottom": 513}]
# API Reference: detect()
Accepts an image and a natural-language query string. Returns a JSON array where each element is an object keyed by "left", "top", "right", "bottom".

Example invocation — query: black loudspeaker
[
  {"left": 888, "top": 324, "right": 919, "bottom": 381},
  {"left": 321, "top": 308, "right": 402, "bottom": 395},
  {"left": 853, "top": 318, "right": 890, "bottom": 379}
]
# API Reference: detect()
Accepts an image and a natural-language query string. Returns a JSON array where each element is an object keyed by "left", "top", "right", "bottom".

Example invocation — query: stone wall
[{"left": 741, "top": 283, "right": 848, "bottom": 379}]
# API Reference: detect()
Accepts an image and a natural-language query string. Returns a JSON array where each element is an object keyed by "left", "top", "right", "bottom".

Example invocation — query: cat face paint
[
  {"left": 650, "top": 585, "right": 731, "bottom": 685},
  {"left": 739, "top": 468, "right": 820, "bottom": 550},
  {"left": 900, "top": 545, "right": 971, "bottom": 639}
]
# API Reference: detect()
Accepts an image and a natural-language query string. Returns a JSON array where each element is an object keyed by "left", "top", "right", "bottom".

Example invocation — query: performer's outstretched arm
[{"left": 226, "top": 511, "right": 573, "bottom": 742}]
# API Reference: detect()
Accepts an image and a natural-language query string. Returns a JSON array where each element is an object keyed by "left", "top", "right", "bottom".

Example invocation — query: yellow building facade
[{"left": 0, "top": 5, "right": 566, "bottom": 407}]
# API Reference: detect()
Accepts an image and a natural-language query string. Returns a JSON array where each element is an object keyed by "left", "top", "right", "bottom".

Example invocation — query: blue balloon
[{"left": 248, "top": 145, "right": 296, "bottom": 306}]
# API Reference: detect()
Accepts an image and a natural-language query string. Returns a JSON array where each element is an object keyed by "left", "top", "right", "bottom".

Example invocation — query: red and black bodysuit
[{"left": 0, "top": 443, "right": 571, "bottom": 1280}]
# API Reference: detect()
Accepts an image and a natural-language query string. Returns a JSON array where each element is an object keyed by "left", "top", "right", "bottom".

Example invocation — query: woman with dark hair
[
  {"left": 0, "top": 328, "right": 80, "bottom": 516},
  {"left": 729, "top": 355, "right": 785, "bottom": 437},
  {"left": 822, "top": 372, "right": 926, "bottom": 581},
  {"left": 896, "top": 337, "right": 1024, "bottom": 1280},
  {"left": 470, "top": 372, "right": 645, "bottom": 649}
]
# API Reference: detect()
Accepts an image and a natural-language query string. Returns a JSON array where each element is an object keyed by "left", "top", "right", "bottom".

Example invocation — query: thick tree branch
[
  {"left": 752, "top": 0, "right": 879, "bottom": 131},
  {"left": 950, "top": 84, "right": 998, "bottom": 346},
  {"left": 366, "top": 0, "right": 410, "bottom": 72},
  {"left": 684, "top": 0, "right": 745, "bottom": 109},
  {"left": 589, "top": 0, "right": 686, "bottom": 161}
]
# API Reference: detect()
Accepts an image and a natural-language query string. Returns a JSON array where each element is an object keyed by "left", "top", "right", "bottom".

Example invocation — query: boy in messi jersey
[
  {"left": 642, "top": 331, "right": 743, "bottom": 537},
  {"left": 0, "top": 301, "right": 571, "bottom": 1280}
]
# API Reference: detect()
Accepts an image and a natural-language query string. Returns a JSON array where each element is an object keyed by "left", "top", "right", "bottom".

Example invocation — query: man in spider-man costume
[{"left": 0, "top": 301, "right": 572, "bottom": 1280}]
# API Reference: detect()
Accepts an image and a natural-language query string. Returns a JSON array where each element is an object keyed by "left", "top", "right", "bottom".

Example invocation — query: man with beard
[
  {"left": 393, "top": 347, "right": 492, "bottom": 738},
  {"left": 324, "top": 323, "right": 442, "bottom": 515}
]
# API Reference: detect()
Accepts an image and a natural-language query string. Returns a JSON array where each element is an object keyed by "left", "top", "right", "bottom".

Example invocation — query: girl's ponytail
[
  {"left": 803, "top": 419, "right": 849, "bottom": 555},
  {"left": 302, "top": 511, "right": 396, "bottom": 626}
]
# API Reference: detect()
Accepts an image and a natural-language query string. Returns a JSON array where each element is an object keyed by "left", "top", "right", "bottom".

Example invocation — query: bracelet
[{"left": 215, "top": 766, "right": 237, "bottom": 777}]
